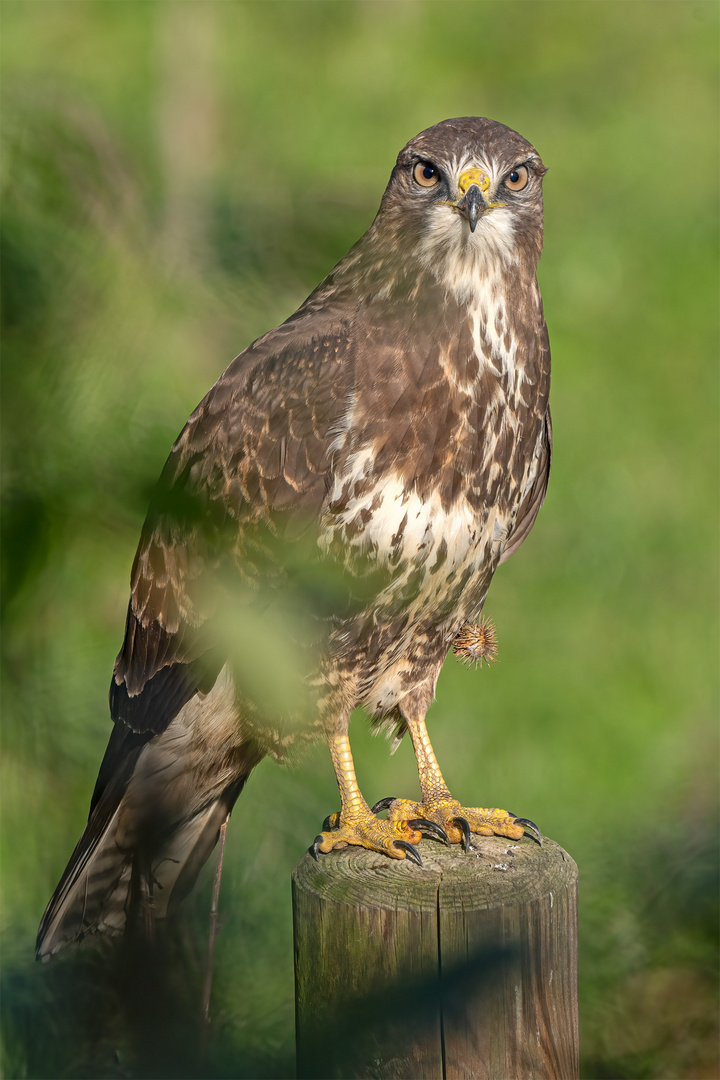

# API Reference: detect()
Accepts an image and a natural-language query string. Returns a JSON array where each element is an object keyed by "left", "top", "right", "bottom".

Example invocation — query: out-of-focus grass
[{"left": 1, "top": 2, "right": 718, "bottom": 1078}]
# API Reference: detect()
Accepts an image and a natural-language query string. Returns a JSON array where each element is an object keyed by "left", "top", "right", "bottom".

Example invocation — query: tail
[{"left": 37, "top": 667, "right": 263, "bottom": 961}]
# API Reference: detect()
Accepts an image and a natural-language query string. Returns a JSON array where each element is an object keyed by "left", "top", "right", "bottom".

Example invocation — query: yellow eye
[
  {"left": 413, "top": 161, "right": 440, "bottom": 188},
  {"left": 505, "top": 165, "right": 529, "bottom": 191}
]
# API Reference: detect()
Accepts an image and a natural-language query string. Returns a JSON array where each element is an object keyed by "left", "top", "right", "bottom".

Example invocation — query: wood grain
[{"left": 293, "top": 836, "right": 578, "bottom": 1080}]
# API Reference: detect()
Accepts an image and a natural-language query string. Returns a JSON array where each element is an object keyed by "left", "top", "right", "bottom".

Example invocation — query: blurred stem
[
  {"left": 157, "top": 1, "right": 219, "bottom": 267},
  {"left": 202, "top": 814, "right": 228, "bottom": 1024}
]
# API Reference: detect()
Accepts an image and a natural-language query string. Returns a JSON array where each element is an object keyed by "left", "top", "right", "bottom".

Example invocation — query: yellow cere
[{"left": 458, "top": 168, "right": 490, "bottom": 194}]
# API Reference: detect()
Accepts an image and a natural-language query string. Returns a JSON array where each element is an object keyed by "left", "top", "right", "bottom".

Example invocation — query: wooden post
[{"left": 293, "top": 835, "right": 578, "bottom": 1080}]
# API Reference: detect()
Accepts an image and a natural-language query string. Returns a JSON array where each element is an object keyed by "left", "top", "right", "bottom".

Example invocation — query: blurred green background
[{"left": 1, "top": 1, "right": 717, "bottom": 1077}]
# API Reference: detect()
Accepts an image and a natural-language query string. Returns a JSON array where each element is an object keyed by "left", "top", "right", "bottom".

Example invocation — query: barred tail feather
[
  {"left": 37, "top": 806, "right": 132, "bottom": 959},
  {"left": 37, "top": 667, "right": 262, "bottom": 960}
]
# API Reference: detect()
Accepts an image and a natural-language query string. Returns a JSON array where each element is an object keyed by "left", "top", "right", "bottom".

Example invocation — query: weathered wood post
[{"left": 293, "top": 835, "right": 578, "bottom": 1080}]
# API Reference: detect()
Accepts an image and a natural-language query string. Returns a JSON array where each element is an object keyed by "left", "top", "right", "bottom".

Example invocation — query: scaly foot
[
  {"left": 311, "top": 808, "right": 449, "bottom": 864},
  {"left": 372, "top": 796, "right": 542, "bottom": 851}
]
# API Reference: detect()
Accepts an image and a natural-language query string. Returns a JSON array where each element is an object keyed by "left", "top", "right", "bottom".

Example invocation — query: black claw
[
  {"left": 322, "top": 813, "right": 339, "bottom": 831},
  {"left": 311, "top": 835, "right": 324, "bottom": 861},
  {"left": 371, "top": 796, "right": 397, "bottom": 814},
  {"left": 451, "top": 816, "right": 472, "bottom": 852},
  {"left": 393, "top": 840, "right": 423, "bottom": 867},
  {"left": 407, "top": 818, "right": 450, "bottom": 845},
  {"left": 513, "top": 817, "right": 543, "bottom": 845}
]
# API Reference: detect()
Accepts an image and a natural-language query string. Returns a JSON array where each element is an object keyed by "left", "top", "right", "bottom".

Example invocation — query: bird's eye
[
  {"left": 413, "top": 161, "right": 440, "bottom": 188},
  {"left": 505, "top": 165, "right": 529, "bottom": 191}
]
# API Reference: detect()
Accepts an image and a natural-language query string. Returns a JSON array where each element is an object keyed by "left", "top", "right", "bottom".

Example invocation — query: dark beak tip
[{"left": 458, "top": 184, "right": 485, "bottom": 233}]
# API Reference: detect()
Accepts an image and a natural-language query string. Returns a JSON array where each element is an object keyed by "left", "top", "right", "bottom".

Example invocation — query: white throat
[{"left": 413, "top": 203, "right": 518, "bottom": 308}]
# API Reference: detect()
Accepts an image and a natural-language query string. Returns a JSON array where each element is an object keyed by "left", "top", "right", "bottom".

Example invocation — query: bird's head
[{"left": 374, "top": 117, "right": 547, "bottom": 303}]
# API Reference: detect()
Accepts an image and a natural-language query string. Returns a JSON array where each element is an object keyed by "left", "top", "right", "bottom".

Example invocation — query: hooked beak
[
  {"left": 453, "top": 167, "right": 504, "bottom": 232},
  {"left": 456, "top": 184, "right": 486, "bottom": 233}
]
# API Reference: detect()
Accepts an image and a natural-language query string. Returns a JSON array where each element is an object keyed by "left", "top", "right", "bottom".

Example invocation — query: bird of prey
[{"left": 37, "top": 117, "right": 551, "bottom": 960}]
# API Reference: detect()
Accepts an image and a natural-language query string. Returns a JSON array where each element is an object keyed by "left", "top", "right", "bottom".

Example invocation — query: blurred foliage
[{"left": 1, "top": 1, "right": 718, "bottom": 1077}]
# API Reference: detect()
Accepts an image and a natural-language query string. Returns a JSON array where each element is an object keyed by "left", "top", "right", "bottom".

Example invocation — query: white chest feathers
[{"left": 321, "top": 456, "right": 511, "bottom": 580}]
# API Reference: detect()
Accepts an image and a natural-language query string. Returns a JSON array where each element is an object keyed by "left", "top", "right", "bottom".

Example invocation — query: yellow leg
[
  {"left": 328, "top": 732, "right": 370, "bottom": 822},
  {"left": 312, "top": 732, "right": 445, "bottom": 863},
  {"left": 384, "top": 713, "right": 541, "bottom": 848}
]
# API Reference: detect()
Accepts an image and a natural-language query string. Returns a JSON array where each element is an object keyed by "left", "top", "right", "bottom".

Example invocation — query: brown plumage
[{"left": 37, "top": 117, "right": 551, "bottom": 959}]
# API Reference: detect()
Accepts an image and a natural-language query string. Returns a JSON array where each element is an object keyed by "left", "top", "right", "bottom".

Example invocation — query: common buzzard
[{"left": 37, "top": 117, "right": 551, "bottom": 959}]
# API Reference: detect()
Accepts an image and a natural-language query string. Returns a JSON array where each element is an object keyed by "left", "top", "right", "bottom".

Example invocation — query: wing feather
[
  {"left": 499, "top": 405, "right": 552, "bottom": 565},
  {"left": 110, "top": 325, "right": 354, "bottom": 739}
]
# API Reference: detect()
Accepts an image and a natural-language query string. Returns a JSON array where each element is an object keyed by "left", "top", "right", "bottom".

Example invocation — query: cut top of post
[{"left": 294, "top": 834, "right": 576, "bottom": 912}]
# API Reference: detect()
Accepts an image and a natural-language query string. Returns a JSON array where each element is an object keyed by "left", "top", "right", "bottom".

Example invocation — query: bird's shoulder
[{"left": 110, "top": 297, "right": 359, "bottom": 733}]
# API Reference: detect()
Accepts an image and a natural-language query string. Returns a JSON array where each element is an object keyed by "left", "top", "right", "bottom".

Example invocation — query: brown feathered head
[{"left": 373, "top": 117, "right": 547, "bottom": 294}]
